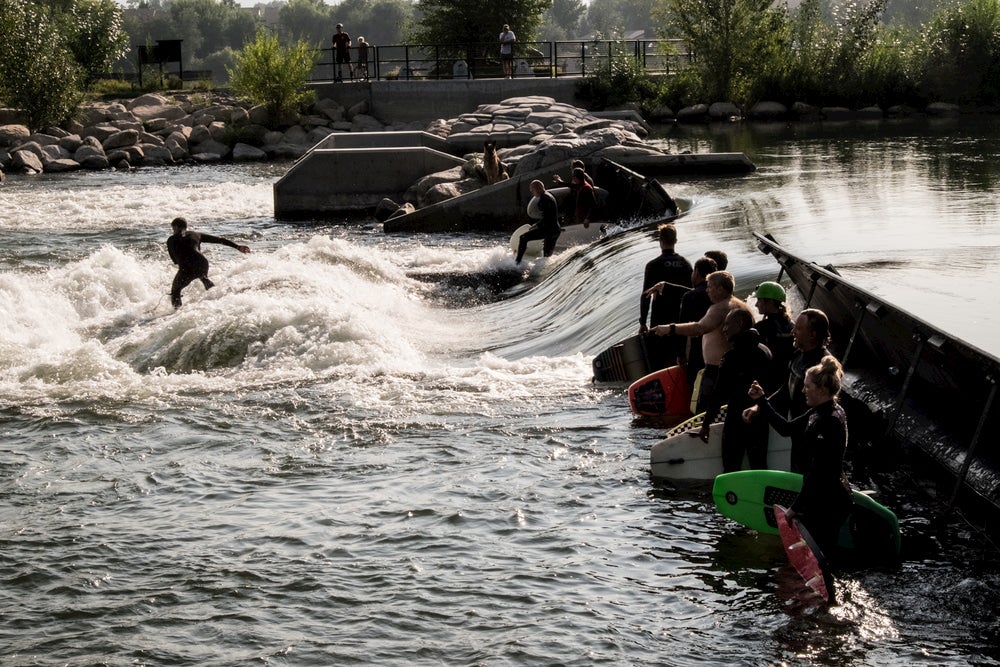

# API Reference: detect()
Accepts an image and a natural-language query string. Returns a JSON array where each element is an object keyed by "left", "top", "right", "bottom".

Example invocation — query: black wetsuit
[
  {"left": 640, "top": 250, "right": 692, "bottom": 369},
  {"left": 754, "top": 312, "right": 794, "bottom": 393},
  {"left": 515, "top": 191, "right": 560, "bottom": 263},
  {"left": 769, "top": 345, "right": 831, "bottom": 473},
  {"left": 167, "top": 230, "right": 239, "bottom": 307},
  {"left": 756, "top": 396, "right": 852, "bottom": 557},
  {"left": 701, "top": 328, "right": 773, "bottom": 472}
]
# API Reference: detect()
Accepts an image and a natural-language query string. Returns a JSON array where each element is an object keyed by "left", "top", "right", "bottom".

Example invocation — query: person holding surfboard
[
  {"left": 514, "top": 180, "right": 559, "bottom": 264},
  {"left": 167, "top": 217, "right": 251, "bottom": 308},
  {"left": 695, "top": 308, "right": 773, "bottom": 472},
  {"left": 743, "top": 308, "right": 832, "bottom": 473},
  {"left": 747, "top": 355, "right": 852, "bottom": 557}
]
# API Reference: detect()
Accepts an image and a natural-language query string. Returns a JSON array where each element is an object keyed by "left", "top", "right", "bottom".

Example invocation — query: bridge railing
[{"left": 309, "top": 39, "right": 690, "bottom": 82}]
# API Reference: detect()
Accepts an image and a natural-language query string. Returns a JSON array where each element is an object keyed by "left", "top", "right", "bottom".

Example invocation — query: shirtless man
[
  {"left": 650, "top": 271, "right": 752, "bottom": 411},
  {"left": 167, "top": 217, "right": 250, "bottom": 308}
]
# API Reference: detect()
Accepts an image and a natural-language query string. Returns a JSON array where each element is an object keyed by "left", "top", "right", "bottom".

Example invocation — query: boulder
[
  {"left": 926, "top": 102, "right": 961, "bottom": 116},
  {"left": 208, "top": 121, "right": 227, "bottom": 142},
  {"left": 45, "top": 158, "right": 81, "bottom": 173},
  {"left": 0, "top": 124, "right": 30, "bottom": 146},
  {"left": 12, "top": 140, "right": 45, "bottom": 160},
  {"left": 283, "top": 125, "right": 308, "bottom": 144},
  {"left": 192, "top": 139, "right": 230, "bottom": 158},
  {"left": 189, "top": 124, "right": 211, "bottom": 144},
  {"left": 141, "top": 145, "right": 175, "bottom": 165},
  {"left": 11, "top": 149, "right": 43, "bottom": 173},
  {"left": 232, "top": 143, "right": 267, "bottom": 161},
  {"left": 58, "top": 134, "right": 83, "bottom": 152},
  {"left": 108, "top": 145, "right": 145, "bottom": 164},
  {"left": 748, "top": 101, "right": 788, "bottom": 121},
  {"left": 103, "top": 129, "right": 140, "bottom": 151},
  {"left": 351, "top": 114, "right": 383, "bottom": 132},
  {"left": 26, "top": 133, "right": 60, "bottom": 146},
  {"left": 709, "top": 102, "right": 742, "bottom": 120},
  {"left": 677, "top": 104, "right": 710, "bottom": 122},
  {"left": 41, "top": 144, "right": 72, "bottom": 162},
  {"left": 75, "top": 144, "right": 109, "bottom": 170},
  {"left": 374, "top": 197, "right": 403, "bottom": 222},
  {"left": 80, "top": 125, "right": 120, "bottom": 143}
]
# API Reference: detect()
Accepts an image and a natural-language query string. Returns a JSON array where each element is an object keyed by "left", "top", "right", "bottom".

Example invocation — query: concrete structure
[
  {"left": 273, "top": 132, "right": 464, "bottom": 219},
  {"left": 310, "top": 78, "right": 583, "bottom": 125}
]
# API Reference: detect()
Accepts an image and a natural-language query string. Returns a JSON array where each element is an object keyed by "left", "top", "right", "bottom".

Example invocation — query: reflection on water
[{"left": 1, "top": 121, "right": 999, "bottom": 665}]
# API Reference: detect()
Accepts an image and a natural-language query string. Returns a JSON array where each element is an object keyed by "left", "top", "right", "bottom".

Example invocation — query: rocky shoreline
[
  {"left": 0, "top": 91, "right": 426, "bottom": 176},
  {"left": 0, "top": 90, "right": 972, "bottom": 180}
]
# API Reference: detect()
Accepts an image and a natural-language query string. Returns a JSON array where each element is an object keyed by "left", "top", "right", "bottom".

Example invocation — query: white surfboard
[
  {"left": 650, "top": 416, "right": 791, "bottom": 480},
  {"left": 509, "top": 222, "right": 608, "bottom": 258}
]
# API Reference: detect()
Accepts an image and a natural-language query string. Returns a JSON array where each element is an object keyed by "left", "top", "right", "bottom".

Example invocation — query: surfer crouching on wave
[
  {"left": 746, "top": 355, "right": 852, "bottom": 558},
  {"left": 167, "top": 217, "right": 250, "bottom": 308}
]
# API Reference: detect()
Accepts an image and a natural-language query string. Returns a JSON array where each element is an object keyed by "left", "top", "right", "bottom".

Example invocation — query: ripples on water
[{"left": 2, "top": 124, "right": 999, "bottom": 665}]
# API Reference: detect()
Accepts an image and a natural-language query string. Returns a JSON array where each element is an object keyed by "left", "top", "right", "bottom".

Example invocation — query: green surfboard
[{"left": 712, "top": 469, "right": 900, "bottom": 559}]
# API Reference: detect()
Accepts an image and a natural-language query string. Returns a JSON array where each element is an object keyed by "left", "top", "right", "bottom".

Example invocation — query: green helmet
[{"left": 753, "top": 281, "right": 786, "bottom": 302}]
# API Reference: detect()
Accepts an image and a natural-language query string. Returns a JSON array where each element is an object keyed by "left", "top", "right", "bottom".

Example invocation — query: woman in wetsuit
[
  {"left": 167, "top": 217, "right": 250, "bottom": 308},
  {"left": 747, "top": 355, "right": 853, "bottom": 558}
]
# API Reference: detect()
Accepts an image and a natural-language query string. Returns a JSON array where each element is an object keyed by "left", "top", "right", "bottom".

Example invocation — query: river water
[{"left": 1, "top": 118, "right": 999, "bottom": 666}]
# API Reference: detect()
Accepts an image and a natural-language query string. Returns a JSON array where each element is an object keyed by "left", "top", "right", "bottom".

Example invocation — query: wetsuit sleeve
[
  {"left": 197, "top": 233, "right": 240, "bottom": 249},
  {"left": 167, "top": 236, "right": 180, "bottom": 265},
  {"left": 754, "top": 395, "right": 807, "bottom": 439}
]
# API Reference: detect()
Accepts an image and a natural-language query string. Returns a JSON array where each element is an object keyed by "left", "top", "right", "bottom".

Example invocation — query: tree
[
  {"left": 0, "top": 0, "right": 83, "bottom": 131},
  {"left": 334, "top": 0, "right": 415, "bottom": 46},
  {"left": 539, "top": 0, "right": 585, "bottom": 40},
  {"left": 657, "top": 0, "right": 790, "bottom": 103},
  {"left": 279, "top": 0, "right": 330, "bottom": 46},
  {"left": 59, "top": 0, "right": 130, "bottom": 86},
  {"left": 409, "top": 0, "right": 552, "bottom": 50},
  {"left": 917, "top": 0, "right": 1000, "bottom": 104},
  {"left": 227, "top": 27, "right": 317, "bottom": 121}
]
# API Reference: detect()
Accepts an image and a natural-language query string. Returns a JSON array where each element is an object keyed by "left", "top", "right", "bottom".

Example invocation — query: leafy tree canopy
[{"left": 409, "top": 0, "right": 552, "bottom": 47}]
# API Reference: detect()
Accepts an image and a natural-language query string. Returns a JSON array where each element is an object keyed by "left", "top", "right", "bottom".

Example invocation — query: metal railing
[{"left": 309, "top": 39, "right": 690, "bottom": 82}]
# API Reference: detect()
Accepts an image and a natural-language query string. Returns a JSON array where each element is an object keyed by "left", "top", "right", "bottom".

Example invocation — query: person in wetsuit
[
  {"left": 751, "top": 281, "right": 794, "bottom": 394},
  {"left": 747, "top": 354, "right": 852, "bottom": 559},
  {"left": 167, "top": 217, "right": 250, "bottom": 308},
  {"left": 515, "top": 180, "right": 560, "bottom": 264},
  {"left": 743, "top": 308, "right": 832, "bottom": 473},
  {"left": 639, "top": 223, "right": 692, "bottom": 369}
]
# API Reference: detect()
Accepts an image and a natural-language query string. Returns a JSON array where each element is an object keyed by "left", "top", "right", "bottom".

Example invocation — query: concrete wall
[
  {"left": 310, "top": 78, "right": 583, "bottom": 124},
  {"left": 273, "top": 146, "right": 465, "bottom": 219}
]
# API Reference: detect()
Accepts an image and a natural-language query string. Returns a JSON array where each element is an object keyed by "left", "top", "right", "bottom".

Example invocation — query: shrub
[
  {"left": 916, "top": 0, "right": 1000, "bottom": 105},
  {"left": 0, "top": 0, "right": 83, "bottom": 131},
  {"left": 227, "top": 28, "right": 317, "bottom": 123}
]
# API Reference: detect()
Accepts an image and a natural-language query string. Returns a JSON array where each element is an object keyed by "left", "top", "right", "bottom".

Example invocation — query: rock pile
[
  {"left": 0, "top": 92, "right": 424, "bottom": 175},
  {"left": 403, "top": 96, "right": 670, "bottom": 209}
]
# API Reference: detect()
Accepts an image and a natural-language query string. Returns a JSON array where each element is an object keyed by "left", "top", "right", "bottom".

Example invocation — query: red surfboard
[
  {"left": 627, "top": 365, "right": 690, "bottom": 417},
  {"left": 774, "top": 504, "right": 833, "bottom": 603}
]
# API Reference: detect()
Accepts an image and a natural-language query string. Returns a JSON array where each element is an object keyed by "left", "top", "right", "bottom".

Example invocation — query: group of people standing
[
  {"left": 331, "top": 23, "right": 370, "bottom": 82},
  {"left": 639, "top": 223, "right": 853, "bottom": 558}
]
